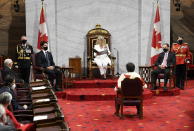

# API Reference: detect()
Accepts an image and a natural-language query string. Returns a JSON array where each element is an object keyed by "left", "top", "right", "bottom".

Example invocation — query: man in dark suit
[
  {"left": 151, "top": 43, "right": 176, "bottom": 90},
  {"left": 1, "top": 59, "right": 24, "bottom": 84},
  {"left": 36, "top": 41, "right": 62, "bottom": 91}
]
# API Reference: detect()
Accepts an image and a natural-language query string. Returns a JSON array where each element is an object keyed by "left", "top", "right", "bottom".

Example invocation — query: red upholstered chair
[
  {"left": 152, "top": 65, "right": 176, "bottom": 89},
  {"left": 115, "top": 78, "right": 143, "bottom": 119}
]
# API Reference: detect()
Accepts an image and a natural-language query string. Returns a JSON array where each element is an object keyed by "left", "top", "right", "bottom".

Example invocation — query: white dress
[{"left": 93, "top": 44, "right": 111, "bottom": 67}]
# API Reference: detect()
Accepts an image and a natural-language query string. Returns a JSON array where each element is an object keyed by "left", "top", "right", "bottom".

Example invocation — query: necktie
[
  {"left": 162, "top": 53, "right": 168, "bottom": 67},
  {"left": 45, "top": 52, "right": 51, "bottom": 66}
]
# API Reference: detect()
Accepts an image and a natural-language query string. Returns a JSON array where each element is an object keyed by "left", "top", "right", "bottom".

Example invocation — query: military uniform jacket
[
  {"left": 171, "top": 43, "right": 190, "bottom": 65},
  {"left": 16, "top": 43, "right": 33, "bottom": 68}
]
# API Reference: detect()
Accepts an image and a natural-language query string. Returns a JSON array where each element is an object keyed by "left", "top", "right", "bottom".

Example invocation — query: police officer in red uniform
[{"left": 171, "top": 36, "right": 190, "bottom": 89}]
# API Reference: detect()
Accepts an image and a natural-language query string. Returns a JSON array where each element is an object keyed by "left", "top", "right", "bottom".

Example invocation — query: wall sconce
[
  {"left": 173, "top": 0, "right": 181, "bottom": 11},
  {"left": 14, "top": 0, "right": 20, "bottom": 12}
]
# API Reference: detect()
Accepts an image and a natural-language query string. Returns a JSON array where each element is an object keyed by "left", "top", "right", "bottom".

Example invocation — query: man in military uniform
[
  {"left": 171, "top": 36, "right": 190, "bottom": 89},
  {"left": 16, "top": 35, "right": 33, "bottom": 83}
]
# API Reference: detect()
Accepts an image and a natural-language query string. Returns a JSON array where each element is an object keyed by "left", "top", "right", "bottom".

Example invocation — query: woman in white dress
[{"left": 94, "top": 36, "right": 111, "bottom": 79}]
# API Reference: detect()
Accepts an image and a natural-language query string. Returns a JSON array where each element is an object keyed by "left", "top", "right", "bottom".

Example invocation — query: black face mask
[
  {"left": 43, "top": 47, "right": 48, "bottom": 51},
  {"left": 178, "top": 40, "right": 183, "bottom": 44},
  {"left": 21, "top": 40, "right": 27, "bottom": 44},
  {"left": 163, "top": 48, "right": 168, "bottom": 52}
]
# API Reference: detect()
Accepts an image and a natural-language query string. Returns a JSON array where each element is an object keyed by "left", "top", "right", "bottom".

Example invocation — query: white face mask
[{"left": 11, "top": 84, "right": 16, "bottom": 90}]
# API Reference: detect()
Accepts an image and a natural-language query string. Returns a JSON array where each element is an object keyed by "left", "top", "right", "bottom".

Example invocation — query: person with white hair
[
  {"left": 1, "top": 58, "right": 24, "bottom": 84},
  {"left": 93, "top": 36, "right": 111, "bottom": 79},
  {"left": 1, "top": 59, "right": 14, "bottom": 80},
  {"left": 0, "top": 104, "right": 16, "bottom": 131},
  {"left": 0, "top": 92, "right": 34, "bottom": 131}
]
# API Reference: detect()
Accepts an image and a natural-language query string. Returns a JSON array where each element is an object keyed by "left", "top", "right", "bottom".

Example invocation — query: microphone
[{"left": 113, "top": 48, "right": 120, "bottom": 76}]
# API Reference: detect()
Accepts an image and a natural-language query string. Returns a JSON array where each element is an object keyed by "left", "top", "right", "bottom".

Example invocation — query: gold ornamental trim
[
  {"left": 17, "top": 57, "right": 31, "bottom": 60},
  {"left": 176, "top": 54, "right": 186, "bottom": 57},
  {"left": 87, "top": 24, "right": 110, "bottom": 36}
]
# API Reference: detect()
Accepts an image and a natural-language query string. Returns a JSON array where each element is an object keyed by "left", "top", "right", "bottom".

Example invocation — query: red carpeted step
[
  {"left": 151, "top": 88, "right": 180, "bottom": 96},
  {"left": 70, "top": 79, "right": 117, "bottom": 88},
  {"left": 63, "top": 88, "right": 153, "bottom": 101}
]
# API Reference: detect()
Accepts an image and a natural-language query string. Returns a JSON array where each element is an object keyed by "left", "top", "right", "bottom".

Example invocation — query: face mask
[
  {"left": 178, "top": 40, "right": 183, "bottom": 44},
  {"left": 11, "top": 83, "right": 16, "bottom": 90},
  {"left": 43, "top": 47, "right": 48, "bottom": 51},
  {"left": 163, "top": 48, "right": 168, "bottom": 52},
  {"left": 21, "top": 40, "right": 27, "bottom": 44}
]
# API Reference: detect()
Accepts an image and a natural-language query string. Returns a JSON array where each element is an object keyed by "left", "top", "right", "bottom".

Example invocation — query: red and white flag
[
  {"left": 151, "top": 2, "right": 162, "bottom": 65},
  {"left": 37, "top": 7, "right": 48, "bottom": 50}
]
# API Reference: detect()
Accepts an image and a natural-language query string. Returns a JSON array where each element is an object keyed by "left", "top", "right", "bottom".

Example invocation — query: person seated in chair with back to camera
[
  {"left": 151, "top": 43, "right": 176, "bottom": 90},
  {"left": 93, "top": 36, "right": 111, "bottom": 79},
  {"left": 114, "top": 62, "right": 147, "bottom": 116},
  {"left": 36, "top": 41, "right": 62, "bottom": 91}
]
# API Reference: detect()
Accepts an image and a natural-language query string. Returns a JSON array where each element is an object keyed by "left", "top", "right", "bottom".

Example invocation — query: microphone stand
[{"left": 114, "top": 48, "right": 120, "bottom": 76}]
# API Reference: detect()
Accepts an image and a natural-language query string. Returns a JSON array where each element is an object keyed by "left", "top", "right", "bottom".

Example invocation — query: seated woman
[
  {"left": 0, "top": 92, "right": 34, "bottom": 131},
  {"left": 94, "top": 36, "right": 111, "bottom": 79},
  {"left": 0, "top": 104, "right": 16, "bottom": 131}
]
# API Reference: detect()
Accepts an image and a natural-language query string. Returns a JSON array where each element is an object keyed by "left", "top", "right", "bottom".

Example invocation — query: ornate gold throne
[{"left": 86, "top": 24, "right": 116, "bottom": 78}]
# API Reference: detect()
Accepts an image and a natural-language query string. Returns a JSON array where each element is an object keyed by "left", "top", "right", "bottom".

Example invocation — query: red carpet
[
  {"left": 71, "top": 79, "right": 117, "bottom": 88},
  {"left": 60, "top": 88, "right": 153, "bottom": 101},
  {"left": 151, "top": 87, "right": 180, "bottom": 96},
  {"left": 57, "top": 80, "right": 194, "bottom": 131}
]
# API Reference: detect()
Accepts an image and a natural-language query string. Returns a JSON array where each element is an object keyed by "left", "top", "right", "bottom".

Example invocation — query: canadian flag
[
  {"left": 151, "top": 3, "right": 162, "bottom": 65},
  {"left": 37, "top": 7, "right": 48, "bottom": 50}
]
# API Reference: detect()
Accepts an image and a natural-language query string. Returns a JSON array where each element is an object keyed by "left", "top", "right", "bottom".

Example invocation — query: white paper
[
  {"left": 35, "top": 98, "right": 50, "bottom": 103},
  {"left": 33, "top": 115, "right": 48, "bottom": 121},
  {"left": 32, "top": 86, "right": 47, "bottom": 91}
]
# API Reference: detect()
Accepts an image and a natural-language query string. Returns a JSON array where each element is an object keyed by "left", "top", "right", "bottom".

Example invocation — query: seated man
[
  {"left": 0, "top": 104, "right": 16, "bottom": 131},
  {"left": 151, "top": 43, "right": 176, "bottom": 90},
  {"left": 114, "top": 62, "right": 147, "bottom": 116},
  {"left": 0, "top": 75, "right": 27, "bottom": 110},
  {"left": 36, "top": 41, "right": 62, "bottom": 91},
  {"left": 1, "top": 59, "right": 24, "bottom": 84}
]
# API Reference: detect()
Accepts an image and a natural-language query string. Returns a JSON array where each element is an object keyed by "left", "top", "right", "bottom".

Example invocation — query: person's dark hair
[
  {"left": 163, "top": 43, "right": 169, "bottom": 47},
  {"left": 126, "top": 62, "right": 135, "bottom": 72},
  {"left": 4, "top": 75, "right": 15, "bottom": 86},
  {"left": 40, "top": 41, "right": 48, "bottom": 47}
]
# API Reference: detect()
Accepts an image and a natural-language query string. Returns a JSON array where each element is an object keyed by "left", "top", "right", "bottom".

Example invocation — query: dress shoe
[
  {"left": 150, "top": 86, "right": 157, "bottom": 90},
  {"left": 55, "top": 88, "right": 62, "bottom": 91},
  {"left": 114, "top": 112, "right": 119, "bottom": 117},
  {"left": 163, "top": 86, "right": 168, "bottom": 91}
]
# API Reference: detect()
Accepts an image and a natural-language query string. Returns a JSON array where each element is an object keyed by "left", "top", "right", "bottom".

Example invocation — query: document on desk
[
  {"left": 35, "top": 98, "right": 50, "bottom": 103},
  {"left": 33, "top": 115, "right": 48, "bottom": 121},
  {"left": 32, "top": 86, "right": 47, "bottom": 91}
]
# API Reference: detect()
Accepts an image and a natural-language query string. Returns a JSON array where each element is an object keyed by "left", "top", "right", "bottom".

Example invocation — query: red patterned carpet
[{"left": 57, "top": 80, "right": 194, "bottom": 131}]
